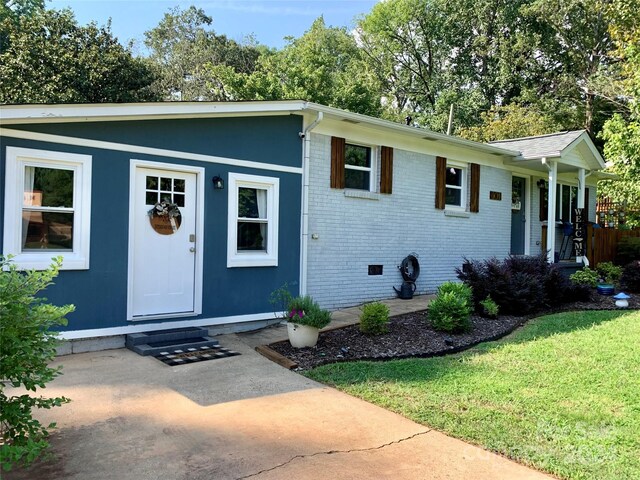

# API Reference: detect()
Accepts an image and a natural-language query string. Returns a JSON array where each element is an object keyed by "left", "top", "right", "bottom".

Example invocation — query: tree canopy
[{"left": 0, "top": 8, "right": 157, "bottom": 103}]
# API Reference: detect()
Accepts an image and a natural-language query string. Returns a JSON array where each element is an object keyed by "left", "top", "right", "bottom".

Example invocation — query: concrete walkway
[{"left": 6, "top": 296, "right": 553, "bottom": 480}]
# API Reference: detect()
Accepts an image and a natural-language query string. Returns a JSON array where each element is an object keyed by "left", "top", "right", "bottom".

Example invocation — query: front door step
[{"left": 126, "top": 327, "right": 219, "bottom": 356}]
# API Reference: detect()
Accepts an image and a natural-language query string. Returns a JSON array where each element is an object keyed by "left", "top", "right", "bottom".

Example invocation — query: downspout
[
  {"left": 542, "top": 157, "right": 557, "bottom": 263},
  {"left": 299, "top": 111, "right": 323, "bottom": 295}
]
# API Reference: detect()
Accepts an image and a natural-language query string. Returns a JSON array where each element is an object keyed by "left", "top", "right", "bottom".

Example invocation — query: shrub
[
  {"left": 359, "top": 302, "right": 390, "bottom": 335},
  {"left": 621, "top": 261, "right": 640, "bottom": 293},
  {"left": 427, "top": 284, "right": 472, "bottom": 333},
  {"left": 479, "top": 296, "right": 499, "bottom": 318},
  {"left": 287, "top": 295, "right": 331, "bottom": 329},
  {"left": 0, "top": 256, "right": 73, "bottom": 471},
  {"left": 457, "top": 252, "right": 580, "bottom": 315},
  {"left": 596, "top": 262, "right": 623, "bottom": 285},
  {"left": 615, "top": 237, "right": 640, "bottom": 265},
  {"left": 437, "top": 281, "right": 473, "bottom": 305},
  {"left": 570, "top": 267, "right": 599, "bottom": 288}
]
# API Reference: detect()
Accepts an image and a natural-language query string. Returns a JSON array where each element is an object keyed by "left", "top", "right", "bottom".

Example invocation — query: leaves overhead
[{"left": 0, "top": 8, "right": 157, "bottom": 104}]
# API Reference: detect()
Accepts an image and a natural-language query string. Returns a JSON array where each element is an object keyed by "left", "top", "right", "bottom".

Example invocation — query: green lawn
[{"left": 308, "top": 310, "right": 640, "bottom": 480}]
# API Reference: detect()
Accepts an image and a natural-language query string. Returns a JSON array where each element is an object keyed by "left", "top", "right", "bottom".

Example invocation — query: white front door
[{"left": 130, "top": 167, "right": 198, "bottom": 318}]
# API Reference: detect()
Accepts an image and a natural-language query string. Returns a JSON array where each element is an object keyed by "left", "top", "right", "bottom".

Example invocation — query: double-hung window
[
  {"left": 344, "top": 143, "right": 373, "bottom": 191},
  {"left": 3, "top": 147, "right": 92, "bottom": 270},
  {"left": 557, "top": 184, "right": 578, "bottom": 223},
  {"left": 445, "top": 165, "right": 466, "bottom": 208},
  {"left": 227, "top": 173, "right": 279, "bottom": 267}
]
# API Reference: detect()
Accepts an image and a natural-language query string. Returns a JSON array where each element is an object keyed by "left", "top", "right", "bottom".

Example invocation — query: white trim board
[
  {"left": 0, "top": 128, "right": 303, "bottom": 175},
  {"left": 59, "top": 311, "right": 280, "bottom": 340}
]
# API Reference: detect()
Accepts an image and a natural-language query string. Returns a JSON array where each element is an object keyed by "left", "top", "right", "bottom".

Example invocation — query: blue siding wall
[
  {"left": 1, "top": 116, "right": 302, "bottom": 332},
  {"left": 10, "top": 116, "right": 302, "bottom": 168}
]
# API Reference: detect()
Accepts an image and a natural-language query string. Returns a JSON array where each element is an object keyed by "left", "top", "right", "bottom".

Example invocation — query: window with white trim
[
  {"left": 345, "top": 143, "right": 373, "bottom": 191},
  {"left": 556, "top": 184, "right": 578, "bottom": 223},
  {"left": 3, "top": 147, "right": 92, "bottom": 270},
  {"left": 445, "top": 165, "right": 466, "bottom": 208},
  {"left": 227, "top": 172, "right": 279, "bottom": 267}
]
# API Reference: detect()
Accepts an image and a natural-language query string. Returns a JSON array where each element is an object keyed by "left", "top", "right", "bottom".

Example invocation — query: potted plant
[{"left": 286, "top": 295, "right": 331, "bottom": 348}]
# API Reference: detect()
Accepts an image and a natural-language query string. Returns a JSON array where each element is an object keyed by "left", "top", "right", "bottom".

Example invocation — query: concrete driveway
[{"left": 6, "top": 335, "right": 552, "bottom": 480}]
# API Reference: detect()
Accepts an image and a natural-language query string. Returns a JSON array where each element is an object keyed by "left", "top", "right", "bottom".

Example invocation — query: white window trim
[
  {"left": 445, "top": 162, "right": 467, "bottom": 209},
  {"left": 227, "top": 172, "right": 279, "bottom": 268},
  {"left": 344, "top": 143, "right": 377, "bottom": 192},
  {"left": 3, "top": 147, "right": 92, "bottom": 270}
]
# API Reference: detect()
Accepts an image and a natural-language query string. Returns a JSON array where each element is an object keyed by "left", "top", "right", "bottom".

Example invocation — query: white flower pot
[{"left": 287, "top": 322, "right": 319, "bottom": 348}]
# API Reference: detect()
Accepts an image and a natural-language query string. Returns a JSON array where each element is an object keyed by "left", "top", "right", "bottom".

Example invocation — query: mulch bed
[{"left": 269, "top": 292, "right": 640, "bottom": 371}]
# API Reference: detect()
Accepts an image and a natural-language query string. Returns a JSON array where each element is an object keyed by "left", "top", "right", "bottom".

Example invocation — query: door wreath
[{"left": 148, "top": 198, "right": 182, "bottom": 235}]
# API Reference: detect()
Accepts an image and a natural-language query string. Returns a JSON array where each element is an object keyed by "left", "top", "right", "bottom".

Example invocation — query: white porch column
[
  {"left": 577, "top": 168, "right": 586, "bottom": 209},
  {"left": 544, "top": 158, "right": 557, "bottom": 263}
]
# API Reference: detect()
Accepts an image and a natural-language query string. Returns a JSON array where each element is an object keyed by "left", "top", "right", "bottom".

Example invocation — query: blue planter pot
[{"left": 596, "top": 284, "right": 615, "bottom": 296}]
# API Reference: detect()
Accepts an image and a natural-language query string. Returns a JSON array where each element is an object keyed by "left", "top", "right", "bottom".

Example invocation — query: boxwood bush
[
  {"left": 359, "top": 302, "right": 390, "bottom": 335},
  {"left": 427, "top": 282, "right": 473, "bottom": 333}
]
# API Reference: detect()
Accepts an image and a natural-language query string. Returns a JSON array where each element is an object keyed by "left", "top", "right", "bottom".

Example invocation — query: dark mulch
[{"left": 269, "top": 292, "right": 640, "bottom": 371}]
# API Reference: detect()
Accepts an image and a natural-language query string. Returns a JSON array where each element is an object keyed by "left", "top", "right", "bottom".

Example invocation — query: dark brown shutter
[
  {"left": 470, "top": 163, "right": 480, "bottom": 212},
  {"left": 380, "top": 146, "right": 393, "bottom": 194},
  {"left": 584, "top": 187, "right": 590, "bottom": 220},
  {"left": 539, "top": 186, "right": 548, "bottom": 221},
  {"left": 330, "top": 136, "right": 346, "bottom": 189},
  {"left": 435, "top": 156, "right": 446, "bottom": 209}
]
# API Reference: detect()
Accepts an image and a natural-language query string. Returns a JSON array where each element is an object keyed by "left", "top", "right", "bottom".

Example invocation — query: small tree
[{"left": 0, "top": 256, "right": 73, "bottom": 471}]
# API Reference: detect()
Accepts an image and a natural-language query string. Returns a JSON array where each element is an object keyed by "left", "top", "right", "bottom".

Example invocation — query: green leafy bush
[
  {"left": 596, "top": 262, "right": 623, "bottom": 285},
  {"left": 359, "top": 302, "right": 390, "bottom": 335},
  {"left": 479, "top": 296, "right": 499, "bottom": 318},
  {"left": 436, "top": 281, "right": 473, "bottom": 305},
  {"left": 0, "top": 256, "right": 73, "bottom": 471},
  {"left": 615, "top": 237, "right": 640, "bottom": 265},
  {"left": 570, "top": 267, "right": 599, "bottom": 288},
  {"left": 621, "top": 261, "right": 640, "bottom": 293},
  {"left": 287, "top": 295, "right": 331, "bottom": 329},
  {"left": 427, "top": 283, "right": 473, "bottom": 333}
]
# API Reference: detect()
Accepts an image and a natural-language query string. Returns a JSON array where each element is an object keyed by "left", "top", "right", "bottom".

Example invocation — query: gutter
[{"left": 298, "top": 111, "right": 323, "bottom": 296}]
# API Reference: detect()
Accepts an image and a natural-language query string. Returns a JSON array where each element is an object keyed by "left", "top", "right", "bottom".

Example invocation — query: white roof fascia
[
  {"left": 302, "top": 102, "right": 519, "bottom": 158},
  {"left": 0, "top": 100, "right": 308, "bottom": 124},
  {"left": 563, "top": 131, "right": 606, "bottom": 169}
]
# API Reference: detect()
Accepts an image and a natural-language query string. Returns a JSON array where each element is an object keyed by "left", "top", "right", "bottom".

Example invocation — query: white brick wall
[{"left": 306, "top": 134, "right": 513, "bottom": 309}]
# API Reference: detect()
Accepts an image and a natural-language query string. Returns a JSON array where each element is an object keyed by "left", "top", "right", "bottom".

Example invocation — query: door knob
[{"left": 189, "top": 247, "right": 196, "bottom": 253}]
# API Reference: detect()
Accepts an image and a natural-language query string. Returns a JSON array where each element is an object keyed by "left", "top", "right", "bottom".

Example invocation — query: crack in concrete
[{"left": 235, "top": 429, "right": 433, "bottom": 480}]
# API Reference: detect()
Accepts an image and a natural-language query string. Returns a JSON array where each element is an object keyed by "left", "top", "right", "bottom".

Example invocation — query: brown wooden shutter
[
  {"left": 330, "top": 136, "right": 345, "bottom": 189},
  {"left": 380, "top": 146, "right": 393, "bottom": 194},
  {"left": 435, "top": 156, "right": 446, "bottom": 209},
  {"left": 539, "top": 186, "right": 548, "bottom": 221},
  {"left": 470, "top": 163, "right": 480, "bottom": 212},
  {"left": 584, "top": 187, "right": 590, "bottom": 220}
]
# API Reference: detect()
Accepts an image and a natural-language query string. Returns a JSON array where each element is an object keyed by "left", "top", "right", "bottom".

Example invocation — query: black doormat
[{"left": 153, "top": 345, "right": 240, "bottom": 366}]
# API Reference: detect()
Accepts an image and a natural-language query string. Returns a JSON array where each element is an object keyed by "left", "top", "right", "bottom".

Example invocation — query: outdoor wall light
[
  {"left": 212, "top": 176, "right": 225, "bottom": 190},
  {"left": 536, "top": 179, "right": 547, "bottom": 189}
]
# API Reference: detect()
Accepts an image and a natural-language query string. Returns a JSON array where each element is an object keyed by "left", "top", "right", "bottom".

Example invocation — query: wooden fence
[{"left": 585, "top": 225, "right": 640, "bottom": 266}]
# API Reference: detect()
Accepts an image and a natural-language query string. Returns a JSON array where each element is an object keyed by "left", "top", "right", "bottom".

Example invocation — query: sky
[{"left": 48, "top": 0, "right": 379, "bottom": 52}]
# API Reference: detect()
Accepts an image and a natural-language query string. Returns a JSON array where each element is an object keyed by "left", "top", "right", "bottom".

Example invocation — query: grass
[{"left": 307, "top": 310, "right": 640, "bottom": 480}]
